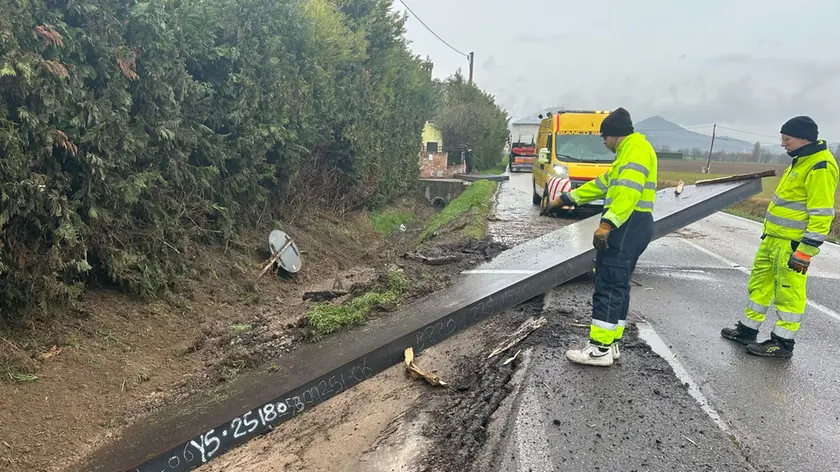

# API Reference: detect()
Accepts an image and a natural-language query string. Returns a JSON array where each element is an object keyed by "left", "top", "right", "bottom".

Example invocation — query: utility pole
[
  {"left": 705, "top": 124, "right": 717, "bottom": 174},
  {"left": 468, "top": 52, "right": 474, "bottom": 85}
]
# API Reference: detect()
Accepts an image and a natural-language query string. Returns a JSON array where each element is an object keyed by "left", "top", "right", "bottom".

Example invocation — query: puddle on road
[
  {"left": 487, "top": 174, "right": 583, "bottom": 247},
  {"left": 636, "top": 321, "right": 732, "bottom": 436}
]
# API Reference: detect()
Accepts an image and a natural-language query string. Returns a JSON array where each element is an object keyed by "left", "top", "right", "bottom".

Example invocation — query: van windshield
[{"left": 554, "top": 134, "right": 614, "bottom": 162}]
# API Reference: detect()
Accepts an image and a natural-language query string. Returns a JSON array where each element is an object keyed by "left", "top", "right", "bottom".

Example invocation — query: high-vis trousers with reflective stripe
[
  {"left": 742, "top": 235, "right": 807, "bottom": 340},
  {"left": 590, "top": 211, "right": 654, "bottom": 346}
]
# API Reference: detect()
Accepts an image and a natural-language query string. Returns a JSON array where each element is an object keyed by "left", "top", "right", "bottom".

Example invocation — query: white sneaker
[
  {"left": 565, "top": 342, "right": 614, "bottom": 367},
  {"left": 611, "top": 342, "right": 621, "bottom": 361}
]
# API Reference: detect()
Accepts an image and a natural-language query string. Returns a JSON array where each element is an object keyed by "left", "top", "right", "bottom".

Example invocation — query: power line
[
  {"left": 643, "top": 123, "right": 836, "bottom": 145},
  {"left": 717, "top": 125, "right": 840, "bottom": 145},
  {"left": 639, "top": 125, "right": 716, "bottom": 132},
  {"left": 397, "top": 0, "right": 469, "bottom": 58},
  {"left": 715, "top": 125, "right": 779, "bottom": 140}
]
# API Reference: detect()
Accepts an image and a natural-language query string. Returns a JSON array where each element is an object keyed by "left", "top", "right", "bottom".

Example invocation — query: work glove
[
  {"left": 540, "top": 193, "right": 575, "bottom": 216},
  {"left": 593, "top": 221, "right": 613, "bottom": 251},
  {"left": 788, "top": 250, "right": 811, "bottom": 274}
]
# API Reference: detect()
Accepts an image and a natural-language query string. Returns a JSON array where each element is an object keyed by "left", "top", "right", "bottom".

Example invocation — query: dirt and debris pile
[
  {"left": 414, "top": 299, "right": 545, "bottom": 472},
  {"left": 413, "top": 279, "right": 755, "bottom": 472},
  {"left": 405, "top": 239, "right": 507, "bottom": 266},
  {"left": 418, "top": 352, "right": 519, "bottom": 472}
]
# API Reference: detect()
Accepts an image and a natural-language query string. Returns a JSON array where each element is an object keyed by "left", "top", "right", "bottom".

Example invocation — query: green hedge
[
  {"left": 436, "top": 72, "right": 509, "bottom": 171},
  {"left": 0, "top": 0, "right": 436, "bottom": 324}
]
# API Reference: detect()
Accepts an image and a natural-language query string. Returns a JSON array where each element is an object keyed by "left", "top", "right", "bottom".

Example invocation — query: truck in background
[
  {"left": 508, "top": 119, "right": 540, "bottom": 172},
  {"left": 509, "top": 137, "right": 536, "bottom": 173}
]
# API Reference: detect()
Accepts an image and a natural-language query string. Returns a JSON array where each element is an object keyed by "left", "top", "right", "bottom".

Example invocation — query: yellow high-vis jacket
[
  {"left": 764, "top": 141, "right": 838, "bottom": 256},
  {"left": 569, "top": 132, "right": 658, "bottom": 228}
]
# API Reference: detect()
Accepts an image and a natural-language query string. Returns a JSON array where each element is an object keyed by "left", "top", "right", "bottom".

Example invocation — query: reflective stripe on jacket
[
  {"left": 570, "top": 132, "right": 658, "bottom": 228},
  {"left": 764, "top": 141, "right": 838, "bottom": 257}
]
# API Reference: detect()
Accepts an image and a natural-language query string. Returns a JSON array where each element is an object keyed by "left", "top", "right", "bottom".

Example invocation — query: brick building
[{"left": 419, "top": 121, "right": 464, "bottom": 178}]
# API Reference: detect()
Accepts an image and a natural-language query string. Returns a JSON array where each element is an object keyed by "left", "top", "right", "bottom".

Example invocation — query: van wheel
[{"left": 532, "top": 180, "right": 542, "bottom": 205}]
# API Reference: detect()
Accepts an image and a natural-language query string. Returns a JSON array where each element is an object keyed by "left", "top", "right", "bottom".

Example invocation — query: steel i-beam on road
[{"left": 77, "top": 177, "right": 763, "bottom": 472}]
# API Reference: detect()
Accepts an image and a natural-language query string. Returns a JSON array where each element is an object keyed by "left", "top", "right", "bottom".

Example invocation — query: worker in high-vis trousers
[
  {"left": 722, "top": 116, "right": 838, "bottom": 358},
  {"left": 542, "top": 107, "right": 658, "bottom": 367}
]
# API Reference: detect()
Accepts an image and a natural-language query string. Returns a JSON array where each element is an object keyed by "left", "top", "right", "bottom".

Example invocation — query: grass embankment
[
  {"left": 370, "top": 209, "right": 417, "bottom": 236},
  {"left": 480, "top": 155, "right": 509, "bottom": 175},
  {"left": 306, "top": 180, "right": 499, "bottom": 338},
  {"left": 420, "top": 179, "right": 498, "bottom": 241},
  {"left": 658, "top": 170, "right": 840, "bottom": 242},
  {"left": 306, "top": 268, "right": 411, "bottom": 339}
]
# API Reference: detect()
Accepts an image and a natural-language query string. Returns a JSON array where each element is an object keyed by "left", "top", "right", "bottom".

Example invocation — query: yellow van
[{"left": 531, "top": 110, "right": 614, "bottom": 210}]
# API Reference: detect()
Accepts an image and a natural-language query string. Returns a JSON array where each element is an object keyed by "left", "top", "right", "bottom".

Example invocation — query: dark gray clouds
[{"left": 393, "top": 0, "right": 840, "bottom": 141}]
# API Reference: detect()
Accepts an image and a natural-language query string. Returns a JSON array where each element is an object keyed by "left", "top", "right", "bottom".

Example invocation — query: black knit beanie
[
  {"left": 780, "top": 116, "right": 818, "bottom": 142},
  {"left": 600, "top": 107, "right": 634, "bottom": 137}
]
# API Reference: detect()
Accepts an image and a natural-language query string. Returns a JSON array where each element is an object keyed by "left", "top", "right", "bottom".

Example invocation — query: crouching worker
[{"left": 542, "top": 107, "right": 658, "bottom": 366}]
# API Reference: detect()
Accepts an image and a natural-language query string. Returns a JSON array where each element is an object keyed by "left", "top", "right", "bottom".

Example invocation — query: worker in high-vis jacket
[
  {"left": 542, "top": 107, "right": 658, "bottom": 367},
  {"left": 722, "top": 116, "right": 838, "bottom": 358}
]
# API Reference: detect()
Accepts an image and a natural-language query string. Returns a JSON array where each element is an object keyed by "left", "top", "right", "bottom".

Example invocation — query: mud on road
[
  {"left": 193, "top": 289, "right": 535, "bottom": 472},
  {"left": 420, "top": 282, "right": 756, "bottom": 472},
  {"left": 487, "top": 174, "right": 578, "bottom": 247},
  {"left": 196, "top": 173, "right": 755, "bottom": 471},
  {"left": 208, "top": 277, "right": 757, "bottom": 472}
]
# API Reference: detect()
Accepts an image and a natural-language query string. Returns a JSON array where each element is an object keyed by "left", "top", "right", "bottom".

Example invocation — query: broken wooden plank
[
  {"left": 674, "top": 180, "right": 685, "bottom": 196},
  {"left": 403, "top": 347, "right": 448, "bottom": 387},
  {"left": 695, "top": 169, "right": 778, "bottom": 186},
  {"left": 403, "top": 252, "right": 463, "bottom": 266},
  {"left": 503, "top": 349, "right": 521, "bottom": 366},
  {"left": 488, "top": 317, "right": 547, "bottom": 359}
]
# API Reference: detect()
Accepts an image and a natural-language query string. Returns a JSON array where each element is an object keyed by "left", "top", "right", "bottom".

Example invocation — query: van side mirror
[{"left": 538, "top": 148, "right": 550, "bottom": 164}]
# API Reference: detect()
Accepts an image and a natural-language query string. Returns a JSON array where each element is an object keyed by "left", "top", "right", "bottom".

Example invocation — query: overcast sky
[{"left": 392, "top": 0, "right": 840, "bottom": 145}]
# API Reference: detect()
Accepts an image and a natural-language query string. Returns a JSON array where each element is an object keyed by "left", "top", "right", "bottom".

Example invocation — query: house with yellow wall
[{"left": 419, "top": 121, "right": 462, "bottom": 178}]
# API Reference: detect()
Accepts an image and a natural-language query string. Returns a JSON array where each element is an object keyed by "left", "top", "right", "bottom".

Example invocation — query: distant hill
[
  {"left": 512, "top": 107, "right": 558, "bottom": 125},
  {"left": 635, "top": 116, "right": 756, "bottom": 154},
  {"left": 514, "top": 111, "right": 757, "bottom": 153},
  {"left": 514, "top": 111, "right": 839, "bottom": 155}
]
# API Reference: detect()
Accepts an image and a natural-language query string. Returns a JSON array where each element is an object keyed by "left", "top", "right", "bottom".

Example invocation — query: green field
[
  {"left": 657, "top": 163, "right": 840, "bottom": 241},
  {"left": 658, "top": 171, "right": 782, "bottom": 201},
  {"left": 657, "top": 171, "right": 840, "bottom": 209}
]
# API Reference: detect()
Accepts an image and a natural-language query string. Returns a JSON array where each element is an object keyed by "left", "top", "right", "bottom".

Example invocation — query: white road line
[
  {"left": 679, "top": 238, "right": 840, "bottom": 323},
  {"left": 679, "top": 239, "right": 750, "bottom": 274},
  {"left": 701, "top": 212, "right": 839, "bottom": 248},
  {"left": 804, "top": 299, "right": 840, "bottom": 324},
  {"left": 636, "top": 321, "right": 732, "bottom": 435},
  {"left": 461, "top": 269, "right": 539, "bottom": 275}
]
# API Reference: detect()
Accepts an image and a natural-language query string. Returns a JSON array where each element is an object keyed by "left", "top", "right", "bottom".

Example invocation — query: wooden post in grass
[{"left": 704, "top": 124, "right": 717, "bottom": 174}]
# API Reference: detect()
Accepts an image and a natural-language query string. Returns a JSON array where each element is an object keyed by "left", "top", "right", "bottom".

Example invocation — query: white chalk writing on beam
[{"left": 171, "top": 358, "right": 373, "bottom": 468}]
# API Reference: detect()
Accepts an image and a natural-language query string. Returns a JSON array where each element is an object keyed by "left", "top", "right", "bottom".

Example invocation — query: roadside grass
[
  {"left": 306, "top": 268, "right": 411, "bottom": 339},
  {"left": 1, "top": 358, "right": 38, "bottom": 384},
  {"left": 230, "top": 323, "right": 252, "bottom": 334},
  {"left": 480, "top": 155, "right": 509, "bottom": 175},
  {"left": 420, "top": 179, "right": 498, "bottom": 241},
  {"left": 370, "top": 209, "right": 417, "bottom": 236},
  {"left": 658, "top": 171, "right": 840, "bottom": 242},
  {"left": 7, "top": 373, "right": 38, "bottom": 383},
  {"left": 307, "top": 180, "right": 499, "bottom": 339}
]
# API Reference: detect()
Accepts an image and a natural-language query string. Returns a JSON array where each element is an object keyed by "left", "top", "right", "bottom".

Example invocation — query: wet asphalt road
[
  {"left": 487, "top": 171, "right": 840, "bottom": 472},
  {"left": 632, "top": 214, "right": 840, "bottom": 472},
  {"left": 487, "top": 169, "right": 576, "bottom": 247}
]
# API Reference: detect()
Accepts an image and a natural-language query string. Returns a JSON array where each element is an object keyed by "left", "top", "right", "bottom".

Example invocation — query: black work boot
[
  {"left": 746, "top": 334, "right": 794, "bottom": 358},
  {"left": 721, "top": 322, "right": 758, "bottom": 345}
]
